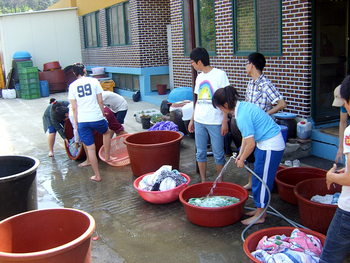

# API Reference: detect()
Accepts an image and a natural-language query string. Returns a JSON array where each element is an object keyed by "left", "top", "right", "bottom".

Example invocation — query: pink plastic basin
[
  {"left": 179, "top": 182, "right": 249, "bottom": 227},
  {"left": 243, "top": 226, "right": 326, "bottom": 263},
  {"left": 133, "top": 172, "right": 191, "bottom": 204},
  {"left": 275, "top": 167, "right": 327, "bottom": 205},
  {"left": 294, "top": 178, "right": 341, "bottom": 235}
]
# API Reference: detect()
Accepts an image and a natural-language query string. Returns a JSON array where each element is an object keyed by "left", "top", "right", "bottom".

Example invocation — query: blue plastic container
[
  {"left": 279, "top": 125, "right": 288, "bottom": 144},
  {"left": 13, "top": 51, "right": 31, "bottom": 59},
  {"left": 39, "top": 80, "right": 49, "bottom": 97}
]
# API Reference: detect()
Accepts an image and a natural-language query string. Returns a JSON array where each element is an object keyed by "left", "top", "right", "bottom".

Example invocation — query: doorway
[{"left": 313, "top": 0, "right": 348, "bottom": 124}]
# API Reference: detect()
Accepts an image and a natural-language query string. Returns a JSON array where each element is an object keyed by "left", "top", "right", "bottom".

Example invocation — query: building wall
[
  {"left": 170, "top": 0, "right": 312, "bottom": 118},
  {"left": 79, "top": 0, "right": 170, "bottom": 69}
]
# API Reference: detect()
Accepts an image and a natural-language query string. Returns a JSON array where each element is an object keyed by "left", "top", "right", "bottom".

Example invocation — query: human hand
[
  {"left": 326, "top": 163, "right": 337, "bottom": 190},
  {"left": 221, "top": 122, "right": 228, "bottom": 136},
  {"left": 64, "top": 138, "right": 69, "bottom": 148},
  {"left": 74, "top": 142, "right": 79, "bottom": 150},
  {"left": 236, "top": 159, "right": 245, "bottom": 168},
  {"left": 335, "top": 148, "right": 343, "bottom": 163},
  {"left": 188, "top": 119, "right": 194, "bottom": 133}
]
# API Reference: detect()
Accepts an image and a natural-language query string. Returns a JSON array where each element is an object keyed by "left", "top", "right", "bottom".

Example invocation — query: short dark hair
[
  {"left": 212, "top": 85, "right": 240, "bottom": 110},
  {"left": 248, "top": 52, "right": 266, "bottom": 72},
  {"left": 52, "top": 103, "right": 69, "bottom": 122},
  {"left": 190, "top": 47, "right": 210, "bottom": 66},
  {"left": 72, "top": 62, "right": 85, "bottom": 77},
  {"left": 340, "top": 75, "right": 350, "bottom": 105}
]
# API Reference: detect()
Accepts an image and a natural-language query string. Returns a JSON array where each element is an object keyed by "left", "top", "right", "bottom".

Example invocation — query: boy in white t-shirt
[
  {"left": 187, "top": 47, "right": 230, "bottom": 183},
  {"left": 320, "top": 75, "right": 350, "bottom": 262},
  {"left": 68, "top": 63, "right": 113, "bottom": 182}
]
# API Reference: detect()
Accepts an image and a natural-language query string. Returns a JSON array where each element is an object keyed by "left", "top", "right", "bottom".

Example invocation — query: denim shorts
[
  {"left": 78, "top": 119, "right": 108, "bottom": 146},
  {"left": 194, "top": 121, "right": 225, "bottom": 165},
  {"left": 320, "top": 207, "right": 350, "bottom": 263}
]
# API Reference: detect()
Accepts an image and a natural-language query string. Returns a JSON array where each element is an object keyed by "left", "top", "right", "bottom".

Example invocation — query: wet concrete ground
[{"left": 0, "top": 92, "right": 348, "bottom": 262}]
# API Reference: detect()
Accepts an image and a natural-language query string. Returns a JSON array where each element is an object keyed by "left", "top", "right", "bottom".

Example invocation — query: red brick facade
[{"left": 170, "top": 0, "right": 312, "bottom": 118}]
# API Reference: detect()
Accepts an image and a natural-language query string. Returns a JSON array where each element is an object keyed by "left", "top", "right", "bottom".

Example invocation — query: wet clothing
[{"left": 42, "top": 100, "right": 69, "bottom": 139}]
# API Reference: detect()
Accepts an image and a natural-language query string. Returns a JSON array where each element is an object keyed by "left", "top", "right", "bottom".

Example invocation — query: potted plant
[{"left": 140, "top": 113, "right": 151, "bottom": 129}]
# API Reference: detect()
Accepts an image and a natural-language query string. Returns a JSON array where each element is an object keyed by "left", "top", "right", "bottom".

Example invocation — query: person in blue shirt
[{"left": 212, "top": 85, "right": 285, "bottom": 225}]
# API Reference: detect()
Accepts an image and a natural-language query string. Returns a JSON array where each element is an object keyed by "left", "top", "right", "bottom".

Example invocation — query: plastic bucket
[
  {"left": 179, "top": 182, "right": 249, "bottom": 227},
  {"left": 124, "top": 130, "right": 182, "bottom": 177},
  {"left": 39, "top": 80, "right": 49, "bottom": 97},
  {"left": 0, "top": 155, "right": 39, "bottom": 221},
  {"left": 275, "top": 167, "right": 327, "bottom": 205},
  {"left": 243, "top": 226, "right": 326, "bottom": 263},
  {"left": 294, "top": 178, "right": 341, "bottom": 235},
  {"left": 0, "top": 208, "right": 95, "bottom": 263}
]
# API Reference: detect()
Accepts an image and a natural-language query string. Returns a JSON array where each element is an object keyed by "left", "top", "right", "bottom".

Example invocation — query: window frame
[
  {"left": 106, "top": 1, "right": 131, "bottom": 47},
  {"left": 232, "top": 0, "right": 282, "bottom": 56},
  {"left": 182, "top": 0, "right": 217, "bottom": 56},
  {"left": 83, "top": 11, "right": 101, "bottom": 48}
]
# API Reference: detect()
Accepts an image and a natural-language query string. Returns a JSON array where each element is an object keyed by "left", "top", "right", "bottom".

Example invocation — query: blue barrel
[
  {"left": 39, "top": 80, "right": 49, "bottom": 97},
  {"left": 279, "top": 125, "right": 288, "bottom": 144}
]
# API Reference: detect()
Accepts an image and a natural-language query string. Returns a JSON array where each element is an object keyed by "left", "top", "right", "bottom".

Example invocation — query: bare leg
[
  {"left": 78, "top": 144, "right": 91, "bottom": 167},
  {"left": 109, "top": 129, "right": 114, "bottom": 140},
  {"left": 244, "top": 173, "right": 253, "bottom": 190},
  {"left": 48, "top": 132, "right": 56, "bottom": 157},
  {"left": 103, "top": 130, "right": 113, "bottom": 162},
  {"left": 216, "top": 164, "right": 224, "bottom": 182},
  {"left": 86, "top": 143, "right": 102, "bottom": 181},
  {"left": 198, "top": 161, "right": 207, "bottom": 183},
  {"left": 241, "top": 208, "right": 266, "bottom": 225}
]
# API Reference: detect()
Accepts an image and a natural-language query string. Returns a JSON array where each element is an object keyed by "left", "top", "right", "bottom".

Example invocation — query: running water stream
[{"left": 206, "top": 156, "right": 235, "bottom": 198}]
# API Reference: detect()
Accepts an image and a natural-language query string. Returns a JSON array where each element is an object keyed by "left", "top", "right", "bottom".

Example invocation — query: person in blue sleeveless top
[{"left": 212, "top": 85, "right": 285, "bottom": 225}]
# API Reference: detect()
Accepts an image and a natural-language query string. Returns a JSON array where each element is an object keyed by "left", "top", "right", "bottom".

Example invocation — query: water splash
[{"left": 207, "top": 155, "right": 235, "bottom": 198}]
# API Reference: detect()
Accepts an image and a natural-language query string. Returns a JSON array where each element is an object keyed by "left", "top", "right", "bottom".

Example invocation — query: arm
[
  {"left": 70, "top": 99, "right": 78, "bottom": 130},
  {"left": 188, "top": 100, "right": 198, "bottom": 133},
  {"left": 235, "top": 137, "right": 255, "bottom": 168},
  {"left": 335, "top": 111, "right": 348, "bottom": 163},
  {"left": 50, "top": 110, "right": 66, "bottom": 140},
  {"left": 97, "top": 93, "right": 105, "bottom": 116},
  {"left": 266, "top": 99, "right": 287, "bottom": 115},
  {"left": 326, "top": 154, "right": 350, "bottom": 189},
  {"left": 221, "top": 112, "right": 229, "bottom": 136}
]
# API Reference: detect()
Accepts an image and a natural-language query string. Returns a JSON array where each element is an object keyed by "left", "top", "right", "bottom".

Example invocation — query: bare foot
[
  {"left": 78, "top": 161, "right": 91, "bottom": 167},
  {"left": 48, "top": 151, "right": 54, "bottom": 157},
  {"left": 245, "top": 210, "right": 256, "bottom": 216},
  {"left": 90, "top": 175, "right": 101, "bottom": 182},
  {"left": 117, "top": 131, "right": 128, "bottom": 136},
  {"left": 241, "top": 215, "right": 265, "bottom": 225},
  {"left": 243, "top": 183, "right": 252, "bottom": 190},
  {"left": 105, "top": 156, "right": 117, "bottom": 163}
]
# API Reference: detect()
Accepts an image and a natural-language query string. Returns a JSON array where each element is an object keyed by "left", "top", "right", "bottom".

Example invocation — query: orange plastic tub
[
  {"left": 0, "top": 208, "right": 95, "bottom": 263},
  {"left": 179, "top": 182, "right": 249, "bottom": 227},
  {"left": 243, "top": 226, "right": 326, "bottom": 263},
  {"left": 134, "top": 172, "right": 190, "bottom": 204},
  {"left": 294, "top": 178, "right": 341, "bottom": 235},
  {"left": 124, "top": 130, "right": 182, "bottom": 177},
  {"left": 275, "top": 167, "right": 327, "bottom": 205}
]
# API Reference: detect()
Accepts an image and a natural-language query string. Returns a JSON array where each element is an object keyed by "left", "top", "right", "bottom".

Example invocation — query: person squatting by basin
[{"left": 212, "top": 85, "right": 285, "bottom": 225}]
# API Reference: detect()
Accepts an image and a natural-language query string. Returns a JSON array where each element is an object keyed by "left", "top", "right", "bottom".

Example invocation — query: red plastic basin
[
  {"left": 275, "top": 167, "right": 327, "bottom": 205},
  {"left": 134, "top": 172, "right": 191, "bottom": 204},
  {"left": 43, "top": 61, "right": 61, "bottom": 71},
  {"left": 179, "top": 182, "right": 249, "bottom": 227},
  {"left": 294, "top": 178, "right": 341, "bottom": 235},
  {"left": 243, "top": 226, "right": 326, "bottom": 263}
]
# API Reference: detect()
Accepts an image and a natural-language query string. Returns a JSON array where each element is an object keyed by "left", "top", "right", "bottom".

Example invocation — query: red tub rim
[
  {"left": 179, "top": 182, "right": 249, "bottom": 211},
  {"left": 275, "top": 167, "right": 327, "bottom": 188},
  {"left": 124, "top": 130, "right": 182, "bottom": 148},
  {"left": 0, "top": 208, "right": 95, "bottom": 259}
]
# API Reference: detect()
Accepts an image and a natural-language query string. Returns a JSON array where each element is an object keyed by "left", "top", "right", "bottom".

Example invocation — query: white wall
[{"left": 0, "top": 8, "right": 81, "bottom": 79}]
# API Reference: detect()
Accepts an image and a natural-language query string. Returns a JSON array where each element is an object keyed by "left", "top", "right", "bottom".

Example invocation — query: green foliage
[{"left": 0, "top": 0, "right": 60, "bottom": 14}]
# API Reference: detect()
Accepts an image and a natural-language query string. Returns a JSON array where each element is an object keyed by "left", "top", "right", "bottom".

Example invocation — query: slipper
[{"left": 90, "top": 176, "right": 101, "bottom": 182}]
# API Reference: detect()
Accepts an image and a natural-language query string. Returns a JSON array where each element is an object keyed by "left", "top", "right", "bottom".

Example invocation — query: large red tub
[
  {"left": 179, "top": 182, "right": 249, "bottom": 227},
  {"left": 275, "top": 167, "right": 327, "bottom": 205},
  {"left": 294, "top": 178, "right": 341, "bottom": 235}
]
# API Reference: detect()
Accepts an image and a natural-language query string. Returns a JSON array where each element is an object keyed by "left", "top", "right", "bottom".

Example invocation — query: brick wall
[
  {"left": 170, "top": 0, "right": 312, "bottom": 118},
  {"left": 80, "top": 0, "right": 170, "bottom": 68}
]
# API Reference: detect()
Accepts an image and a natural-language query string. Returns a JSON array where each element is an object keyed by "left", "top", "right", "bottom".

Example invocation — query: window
[
  {"left": 183, "top": 0, "right": 216, "bottom": 54},
  {"left": 112, "top": 73, "right": 139, "bottom": 91},
  {"left": 233, "top": 0, "right": 281, "bottom": 55},
  {"left": 106, "top": 2, "right": 131, "bottom": 46},
  {"left": 83, "top": 11, "right": 101, "bottom": 48}
]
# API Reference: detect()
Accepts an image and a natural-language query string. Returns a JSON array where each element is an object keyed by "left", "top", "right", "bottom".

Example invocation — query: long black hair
[
  {"left": 52, "top": 102, "right": 69, "bottom": 122},
  {"left": 212, "top": 85, "right": 240, "bottom": 110}
]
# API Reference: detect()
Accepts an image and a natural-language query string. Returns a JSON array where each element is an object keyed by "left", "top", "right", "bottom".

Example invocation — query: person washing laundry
[
  {"left": 187, "top": 47, "right": 230, "bottom": 183},
  {"left": 332, "top": 84, "right": 348, "bottom": 164},
  {"left": 42, "top": 98, "right": 69, "bottom": 157},
  {"left": 231, "top": 52, "right": 287, "bottom": 190},
  {"left": 102, "top": 90, "right": 128, "bottom": 124},
  {"left": 212, "top": 85, "right": 285, "bottom": 225},
  {"left": 68, "top": 62, "right": 113, "bottom": 182},
  {"left": 320, "top": 75, "right": 350, "bottom": 263}
]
